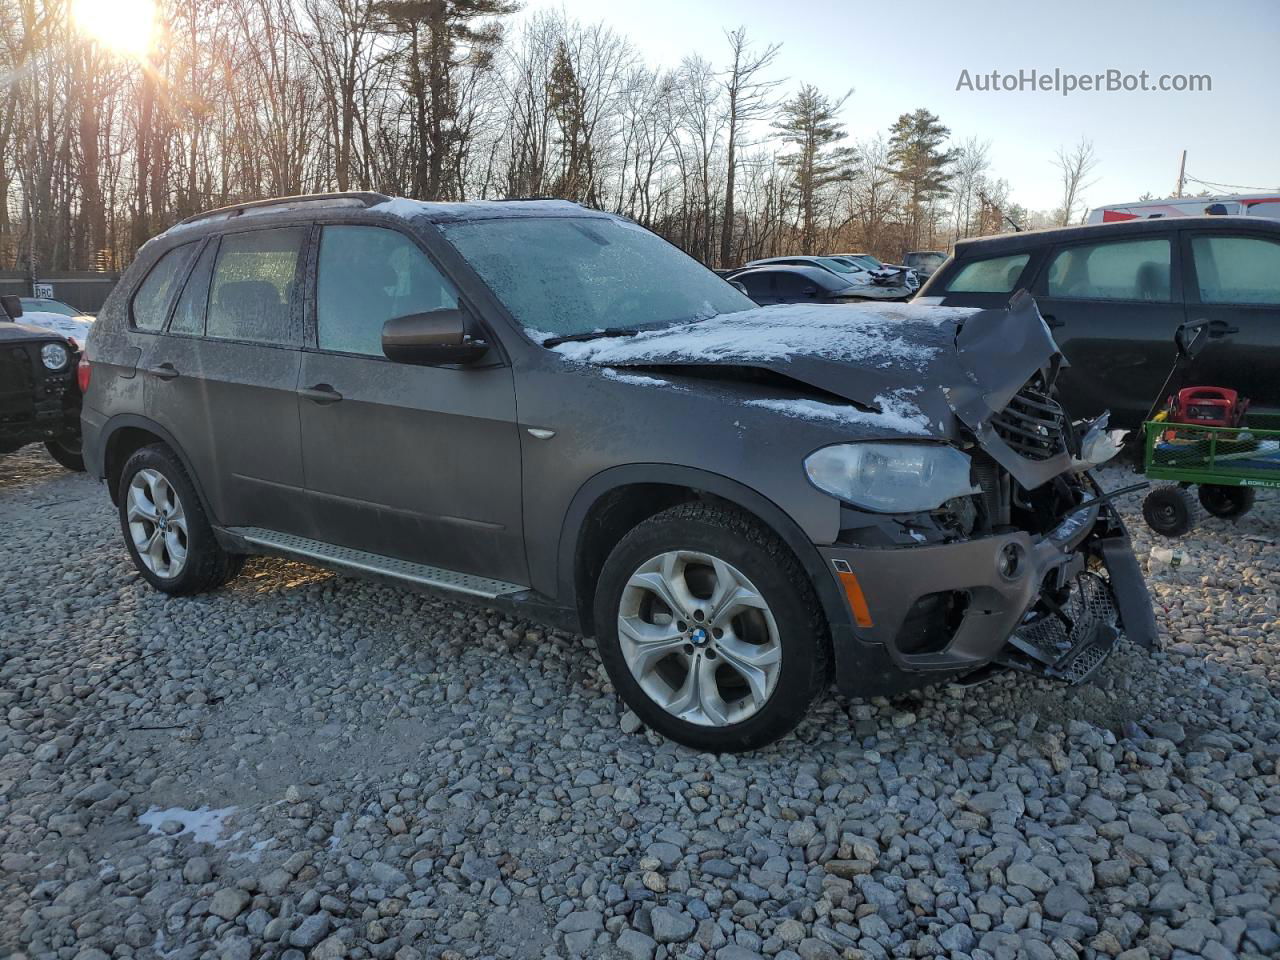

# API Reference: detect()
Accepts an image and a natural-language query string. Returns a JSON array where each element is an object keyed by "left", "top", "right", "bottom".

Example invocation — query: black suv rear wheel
[
  {"left": 117, "top": 444, "right": 243, "bottom": 594},
  {"left": 593, "top": 502, "right": 829, "bottom": 752},
  {"left": 45, "top": 436, "right": 85, "bottom": 472}
]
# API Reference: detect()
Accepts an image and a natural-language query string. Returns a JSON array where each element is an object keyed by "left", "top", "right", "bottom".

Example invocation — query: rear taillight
[{"left": 77, "top": 356, "right": 91, "bottom": 393}]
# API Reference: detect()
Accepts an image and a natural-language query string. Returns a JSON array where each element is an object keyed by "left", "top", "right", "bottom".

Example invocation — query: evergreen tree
[
  {"left": 546, "top": 41, "right": 594, "bottom": 203},
  {"left": 888, "top": 108, "right": 956, "bottom": 250},
  {"left": 377, "top": 0, "right": 516, "bottom": 200},
  {"left": 773, "top": 84, "right": 855, "bottom": 253}
]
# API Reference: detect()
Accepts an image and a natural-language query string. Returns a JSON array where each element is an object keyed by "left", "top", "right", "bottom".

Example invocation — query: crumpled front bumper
[{"left": 818, "top": 521, "right": 1157, "bottom": 692}]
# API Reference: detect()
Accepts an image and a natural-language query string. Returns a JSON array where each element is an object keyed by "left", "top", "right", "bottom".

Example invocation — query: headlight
[
  {"left": 40, "top": 342, "right": 69, "bottom": 371},
  {"left": 804, "top": 442, "right": 979, "bottom": 513}
]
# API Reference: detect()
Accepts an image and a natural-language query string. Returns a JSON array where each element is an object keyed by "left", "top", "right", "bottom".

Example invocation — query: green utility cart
[{"left": 1140, "top": 410, "right": 1280, "bottom": 536}]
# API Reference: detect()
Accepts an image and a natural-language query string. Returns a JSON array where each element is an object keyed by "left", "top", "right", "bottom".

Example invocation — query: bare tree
[
  {"left": 717, "top": 27, "right": 779, "bottom": 267},
  {"left": 1053, "top": 136, "right": 1099, "bottom": 226}
]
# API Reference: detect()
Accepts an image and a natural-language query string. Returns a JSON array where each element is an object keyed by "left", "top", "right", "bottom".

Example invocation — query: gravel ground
[{"left": 1, "top": 447, "right": 1277, "bottom": 960}]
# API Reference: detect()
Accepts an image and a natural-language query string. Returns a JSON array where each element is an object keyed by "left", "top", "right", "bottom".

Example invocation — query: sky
[{"left": 520, "top": 0, "right": 1279, "bottom": 214}]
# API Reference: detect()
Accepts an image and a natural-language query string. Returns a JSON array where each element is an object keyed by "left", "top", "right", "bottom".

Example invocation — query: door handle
[
  {"left": 1042, "top": 314, "right": 1065, "bottom": 329},
  {"left": 300, "top": 383, "right": 343, "bottom": 404},
  {"left": 145, "top": 362, "right": 179, "bottom": 381}
]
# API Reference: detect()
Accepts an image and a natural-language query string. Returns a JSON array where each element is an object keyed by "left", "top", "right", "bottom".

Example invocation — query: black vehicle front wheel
[
  {"left": 1142, "top": 484, "right": 1201, "bottom": 537},
  {"left": 593, "top": 502, "right": 830, "bottom": 753},
  {"left": 45, "top": 436, "right": 85, "bottom": 472},
  {"left": 1198, "top": 484, "right": 1255, "bottom": 520}
]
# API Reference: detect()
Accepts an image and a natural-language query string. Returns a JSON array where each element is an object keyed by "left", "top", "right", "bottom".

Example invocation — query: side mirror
[
  {"left": 0, "top": 295, "right": 21, "bottom": 320},
  {"left": 382, "top": 308, "right": 488, "bottom": 365},
  {"left": 729, "top": 280, "right": 748, "bottom": 295}
]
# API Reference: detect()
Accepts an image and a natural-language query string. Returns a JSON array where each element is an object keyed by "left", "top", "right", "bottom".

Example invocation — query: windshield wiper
[{"left": 542, "top": 327, "right": 639, "bottom": 347}]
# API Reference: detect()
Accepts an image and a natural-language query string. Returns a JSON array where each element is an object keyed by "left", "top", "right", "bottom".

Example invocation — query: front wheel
[
  {"left": 1142, "top": 484, "right": 1200, "bottom": 537},
  {"left": 45, "top": 436, "right": 85, "bottom": 472},
  {"left": 593, "top": 502, "right": 829, "bottom": 752},
  {"left": 1198, "top": 484, "right": 1255, "bottom": 520}
]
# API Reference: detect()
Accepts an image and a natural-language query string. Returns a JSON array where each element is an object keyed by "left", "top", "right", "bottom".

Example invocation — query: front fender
[{"left": 555, "top": 463, "right": 910, "bottom": 698}]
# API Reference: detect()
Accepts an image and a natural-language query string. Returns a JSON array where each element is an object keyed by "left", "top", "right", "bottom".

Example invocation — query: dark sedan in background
[
  {"left": 725, "top": 263, "right": 878, "bottom": 305},
  {"left": 916, "top": 217, "right": 1280, "bottom": 427}
]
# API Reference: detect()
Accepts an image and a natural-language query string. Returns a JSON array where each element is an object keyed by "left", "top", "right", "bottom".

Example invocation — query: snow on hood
[
  {"left": 551, "top": 302, "right": 978, "bottom": 371},
  {"left": 19, "top": 311, "right": 93, "bottom": 350},
  {"left": 745, "top": 389, "right": 932, "bottom": 433}
]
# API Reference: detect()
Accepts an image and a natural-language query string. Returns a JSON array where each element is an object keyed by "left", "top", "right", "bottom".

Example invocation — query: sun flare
[{"left": 71, "top": 0, "right": 157, "bottom": 60}]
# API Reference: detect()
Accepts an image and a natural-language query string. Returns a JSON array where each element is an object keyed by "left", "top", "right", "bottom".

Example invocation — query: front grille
[
  {"left": 992, "top": 381, "right": 1068, "bottom": 461},
  {"left": 0, "top": 346, "right": 35, "bottom": 416},
  {"left": 1009, "top": 572, "right": 1118, "bottom": 684}
]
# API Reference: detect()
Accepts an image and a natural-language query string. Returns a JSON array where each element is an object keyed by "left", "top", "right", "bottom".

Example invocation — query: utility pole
[{"left": 1175, "top": 150, "right": 1187, "bottom": 197}]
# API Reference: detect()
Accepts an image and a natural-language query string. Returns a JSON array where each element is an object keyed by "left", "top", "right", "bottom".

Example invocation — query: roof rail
[{"left": 177, "top": 192, "right": 392, "bottom": 226}]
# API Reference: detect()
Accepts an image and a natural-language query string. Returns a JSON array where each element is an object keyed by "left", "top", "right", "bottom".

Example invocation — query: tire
[
  {"left": 593, "top": 501, "right": 830, "bottom": 752},
  {"left": 45, "top": 436, "right": 85, "bottom": 472},
  {"left": 1198, "top": 484, "right": 1255, "bottom": 520},
  {"left": 117, "top": 444, "right": 243, "bottom": 594},
  {"left": 1142, "top": 484, "right": 1201, "bottom": 537}
]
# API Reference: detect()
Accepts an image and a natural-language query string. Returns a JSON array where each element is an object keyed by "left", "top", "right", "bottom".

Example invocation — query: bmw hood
[{"left": 553, "top": 293, "right": 1070, "bottom": 485}]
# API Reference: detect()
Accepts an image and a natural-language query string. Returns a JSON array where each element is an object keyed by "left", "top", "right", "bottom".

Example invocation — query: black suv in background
[
  {"left": 917, "top": 217, "right": 1280, "bottom": 427},
  {"left": 0, "top": 295, "right": 85, "bottom": 470},
  {"left": 80, "top": 194, "right": 1154, "bottom": 751}
]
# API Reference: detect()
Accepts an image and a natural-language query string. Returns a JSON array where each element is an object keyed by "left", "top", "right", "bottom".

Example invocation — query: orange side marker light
[{"left": 832, "top": 560, "right": 873, "bottom": 628}]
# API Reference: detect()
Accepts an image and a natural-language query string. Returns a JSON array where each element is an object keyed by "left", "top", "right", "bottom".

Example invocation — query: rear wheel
[
  {"left": 1142, "top": 484, "right": 1200, "bottom": 537},
  {"left": 45, "top": 436, "right": 85, "bottom": 472},
  {"left": 593, "top": 502, "right": 829, "bottom": 752},
  {"left": 117, "top": 444, "right": 243, "bottom": 594},
  {"left": 1198, "top": 484, "right": 1255, "bottom": 520}
]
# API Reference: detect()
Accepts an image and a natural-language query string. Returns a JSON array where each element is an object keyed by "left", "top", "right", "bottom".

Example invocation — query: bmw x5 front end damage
[{"left": 815, "top": 293, "right": 1157, "bottom": 693}]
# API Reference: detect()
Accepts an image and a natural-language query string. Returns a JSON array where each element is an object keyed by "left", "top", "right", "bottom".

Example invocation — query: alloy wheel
[
  {"left": 617, "top": 550, "right": 782, "bottom": 727},
  {"left": 126, "top": 468, "right": 188, "bottom": 578}
]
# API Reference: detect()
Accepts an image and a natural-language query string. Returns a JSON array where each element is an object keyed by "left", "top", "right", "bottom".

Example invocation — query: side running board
[{"left": 226, "top": 526, "right": 527, "bottom": 600}]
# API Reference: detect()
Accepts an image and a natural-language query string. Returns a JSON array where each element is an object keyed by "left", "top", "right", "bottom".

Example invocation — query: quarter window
[
  {"left": 206, "top": 227, "right": 306, "bottom": 345},
  {"left": 1191, "top": 236, "right": 1280, "bottom": 305},
  {"left": 316, "top": 225, "right": 458, "bottom": 356},
  {"left": 945, "top": 254, "right": 1029, "bottom": 294},
  {"left": 131, "top": 242, "right": 199, "bottom": 330},
  {"left": 1046, "top": 238, "right": 1171, "bottom": 301}
]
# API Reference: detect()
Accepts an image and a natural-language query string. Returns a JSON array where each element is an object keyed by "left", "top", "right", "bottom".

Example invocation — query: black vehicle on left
[{"left": 0, "top": 295, "right": 86, "bottom": 471}]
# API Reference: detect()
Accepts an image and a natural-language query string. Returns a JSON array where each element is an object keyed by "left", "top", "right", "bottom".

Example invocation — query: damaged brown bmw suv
[{"left": 80, "top": 194, "right": 1156, "bottom": 751}]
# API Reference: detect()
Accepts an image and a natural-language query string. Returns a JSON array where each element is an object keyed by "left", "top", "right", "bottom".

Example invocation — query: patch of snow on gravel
[{"left": 137, "top": 805, "right": 238, "bottom": 846}]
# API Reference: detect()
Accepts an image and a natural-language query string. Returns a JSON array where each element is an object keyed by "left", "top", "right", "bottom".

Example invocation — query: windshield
[
  {"left": 811, "top": 257, "right": 863, "bottom": 275},
  {"left": 21, "top": 298, "right": 80, "bottom": 317},
  {"left": 438, "top": 216, "right": 755, "bottom": 340}
]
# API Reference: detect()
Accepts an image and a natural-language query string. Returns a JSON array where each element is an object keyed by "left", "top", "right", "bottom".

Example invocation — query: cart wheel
[
  {"left": 1143, "top": 485, "right": 1201, "bottom": 537},
  {"left": 1198, "top": 484, "right": 1255, "bottom": 520}
]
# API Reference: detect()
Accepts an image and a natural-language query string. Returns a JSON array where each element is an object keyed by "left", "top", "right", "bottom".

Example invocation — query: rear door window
[
  {"left": 316, "top": 225, "right": 459, "bottom": 356},
  {"left": 1045, "top": 238, "right": 1171, "bottom": 301},
  {"left": 1190, "top": 236, "right": 1280, "bottom": 305},
  {"left": 131, "top": 242, "right": 199, "bottom": 331},
  {"left": 736, "top": 273, "right": 775, "bottom": 301},
  {"left": 206, "top": 227, "right": 306, "bottom": 345},
  {"left": 169, "top": 240, "right": 219, "bottom": 335},
  {"left": 776, "top": 273, "right": 818, "bottom": 299},
  {"left": 945, "top": 254, "right": 1029, "bottom": 293}
]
